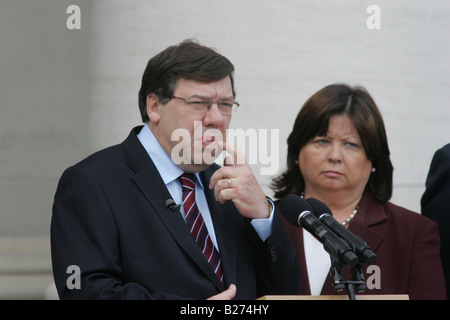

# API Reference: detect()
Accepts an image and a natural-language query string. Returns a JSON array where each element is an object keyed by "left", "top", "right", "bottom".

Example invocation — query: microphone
[
  {"left": 306, "top": 198, "right": 377, "bottom": 264},
  {"left": 165, "top": 199, "right": 181, "bottom": 211},
  {"left": 280, "top": 194, "right": 359, "bottom": 267}
]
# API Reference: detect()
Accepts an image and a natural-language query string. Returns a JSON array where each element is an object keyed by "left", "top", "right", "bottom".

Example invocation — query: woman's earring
[
  {"left": 295, "top": 160, "right": 299, "bottom": 165},
  {"left": 372, "top": 167, "right": 376, "bottom": 173}
]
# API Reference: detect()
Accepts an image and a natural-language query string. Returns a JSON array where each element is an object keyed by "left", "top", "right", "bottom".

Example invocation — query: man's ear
[{"left": 146, "top": 94, "right": 161, "bottom": 123}]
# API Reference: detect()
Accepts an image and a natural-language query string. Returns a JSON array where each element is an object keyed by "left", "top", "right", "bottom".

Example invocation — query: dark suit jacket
[
  {"left": 51, "top": 126, "right": 299, "bottom": 299},
  {"left": 422, "top": 143, "right": 450, "bottom": 299},
  {"left": 281, "top": 192, "right": 447, "bottom": 300}
]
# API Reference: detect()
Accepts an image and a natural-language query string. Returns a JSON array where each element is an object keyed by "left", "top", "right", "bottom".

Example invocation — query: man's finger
[
  {"left": 207, "top": 284, "right": 237, "bottom": 300},
  {"left": 224, "top": 154, "right": 234, "bottom": 167},
  {"left": 217, "top": 140, "right": 247, "bottom": 167}
]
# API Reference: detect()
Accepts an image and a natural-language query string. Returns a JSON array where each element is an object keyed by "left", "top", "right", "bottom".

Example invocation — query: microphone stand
[
  {"left": 315, "top": 224, "right": 371, "bottom": 300},
  {"left": 328, "top": 259, "right": 366, "bottom": 300}
]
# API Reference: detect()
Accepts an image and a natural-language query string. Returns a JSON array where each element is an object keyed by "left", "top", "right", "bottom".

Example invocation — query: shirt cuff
[{"left": 250, "top": 197, "right": 275, "bottom": 242}]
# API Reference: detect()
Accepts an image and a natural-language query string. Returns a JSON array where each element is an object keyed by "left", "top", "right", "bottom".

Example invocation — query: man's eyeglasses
[{"left": 171, "top": 96, "right": 239, "bottom": 115}]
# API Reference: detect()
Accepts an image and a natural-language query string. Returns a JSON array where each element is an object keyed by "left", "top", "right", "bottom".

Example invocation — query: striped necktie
[{"left": 179, "top": 173, "right": 224, "bottom": 283}]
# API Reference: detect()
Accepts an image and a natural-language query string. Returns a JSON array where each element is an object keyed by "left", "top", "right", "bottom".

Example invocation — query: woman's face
[{"left": 298, "top": 114, "right": 373, "bottom": 196}]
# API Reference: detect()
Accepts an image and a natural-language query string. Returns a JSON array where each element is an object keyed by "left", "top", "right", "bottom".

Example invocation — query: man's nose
[{"left": 203, "top": 103, "right": 226, "bottom": 127}]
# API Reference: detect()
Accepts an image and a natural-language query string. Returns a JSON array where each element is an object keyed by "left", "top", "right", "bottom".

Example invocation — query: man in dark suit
[
  {"left": 422, "top": 143, "right": 450, "bottom": 299},
  {"left": 51, "top": 40, "right": 299, "bottom": 299}
]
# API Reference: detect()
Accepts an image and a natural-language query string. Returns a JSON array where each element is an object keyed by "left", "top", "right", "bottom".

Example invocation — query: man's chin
[{"left": 177, "top": 163, "right": 213, "bottom": 173}]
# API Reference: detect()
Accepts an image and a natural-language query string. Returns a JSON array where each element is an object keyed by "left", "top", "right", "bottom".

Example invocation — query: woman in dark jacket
[{"left": 272, "top": 84, "right": 446, "bottom": 299}]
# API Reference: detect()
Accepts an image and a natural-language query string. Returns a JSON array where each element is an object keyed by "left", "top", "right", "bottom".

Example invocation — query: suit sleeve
[
  {"left": 245, "top": 205, "right": 300, "bottom": 297},
  {"left": 51, "top": 165, "right": 186, "bottom": 299},
  {"left": 421, "top": 144, "right": 450, "bottom": 299}
]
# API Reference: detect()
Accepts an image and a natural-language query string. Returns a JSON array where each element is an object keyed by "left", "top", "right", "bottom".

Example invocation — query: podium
[{"left": 257, "top": 294, "right": 409, "bottom": 300}]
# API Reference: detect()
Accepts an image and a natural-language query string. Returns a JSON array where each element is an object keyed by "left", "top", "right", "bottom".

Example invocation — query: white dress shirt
[{"left": 303, "top": 229, "right": 331, "bottom": 295}]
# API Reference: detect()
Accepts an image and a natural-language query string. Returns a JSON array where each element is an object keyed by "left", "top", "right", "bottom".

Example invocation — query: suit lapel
[
  {"left": 321, "top": 193, "right": 386, "bottom": 295},
  {"left": 122, "top": 128, "right": 224, "bottom": 291},
  {"left": 349, "top": 193, "right": 386, "bottom": 253},
  {"left": 348, "top": 222, "right": 384, "bottom": 253}
]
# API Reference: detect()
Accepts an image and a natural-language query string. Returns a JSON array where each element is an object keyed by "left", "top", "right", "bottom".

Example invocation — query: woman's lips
[{"left": 323, "top": 170, "right": 343, "bottom": 178}]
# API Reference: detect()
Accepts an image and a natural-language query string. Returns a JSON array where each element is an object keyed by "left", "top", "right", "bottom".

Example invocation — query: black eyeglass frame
[{"left": 171, "top": 96, "right": 240, "bottom": 115}]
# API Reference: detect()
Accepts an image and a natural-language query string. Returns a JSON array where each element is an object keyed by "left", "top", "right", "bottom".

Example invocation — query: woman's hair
[
  {"left": 271, "top": 83, "right": 393, "bottom": 202},
  {"left": 138, "top": 39, "right": 235, "bottom": 123}
]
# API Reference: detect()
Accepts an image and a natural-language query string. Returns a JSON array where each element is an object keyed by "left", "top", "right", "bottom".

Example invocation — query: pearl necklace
[
  {"left": 300, "top": 193, "right": 359, "bottom": 227},
  {"left": 341, "top": 205, "right": 359, "bottom": 227}
]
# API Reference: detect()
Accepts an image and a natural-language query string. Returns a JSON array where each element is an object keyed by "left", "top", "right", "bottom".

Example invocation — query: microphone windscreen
[
  {"left": 305, "top": 198, "right": 332, "bottom": 218},
  {"left": 165, "top": 199, "right": 175, "bottom": 208},
  {"left": 279, "top": 194, "right": 313, "bottom": 227}
]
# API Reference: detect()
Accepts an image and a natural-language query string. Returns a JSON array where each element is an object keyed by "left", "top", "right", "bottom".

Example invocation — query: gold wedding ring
[{"left": 228, "top": 179, "right": 231, "bottom": 188}]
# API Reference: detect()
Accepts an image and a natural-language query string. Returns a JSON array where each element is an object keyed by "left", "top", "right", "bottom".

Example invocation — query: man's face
[{"left": 147, "top": 77, "right": 234, "bottom": 172}]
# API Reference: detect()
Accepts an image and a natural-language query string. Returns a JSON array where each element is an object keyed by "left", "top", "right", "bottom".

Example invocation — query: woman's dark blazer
[{"left": 281, "top": 192, "right": 447, "bottom": 300}]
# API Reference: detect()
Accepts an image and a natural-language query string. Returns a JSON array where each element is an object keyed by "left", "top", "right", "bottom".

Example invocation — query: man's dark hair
[{"left": 138, "top": 39, "right": 236, "bottom": 122}]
